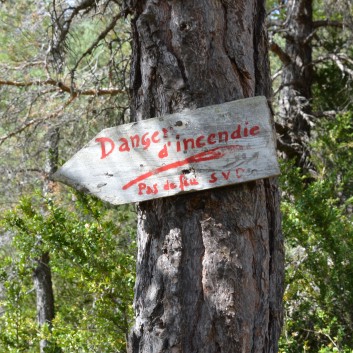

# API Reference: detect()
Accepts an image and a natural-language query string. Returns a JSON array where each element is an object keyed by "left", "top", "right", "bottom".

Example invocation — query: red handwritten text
[
  {"left": 138, "top": 182, "right": 158, "bottom": 195},
  {"left": 208, "top": 168, "right": 246, "bottom": 183},
  {"left": 96, "top": 122, "right": 260, "bottom": 160},
  {"left": 122, "top": 145, "right": 243, "bottom": 190}
]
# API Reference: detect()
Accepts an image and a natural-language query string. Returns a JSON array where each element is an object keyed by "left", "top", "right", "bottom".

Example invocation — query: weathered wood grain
[{"left": 53, "top": 96, "right": 279, "bottom": 205}]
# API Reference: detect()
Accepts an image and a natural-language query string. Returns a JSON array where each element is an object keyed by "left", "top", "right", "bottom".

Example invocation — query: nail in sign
[{"left": 53, "top": 96, "right": 280, "bottom": 205}]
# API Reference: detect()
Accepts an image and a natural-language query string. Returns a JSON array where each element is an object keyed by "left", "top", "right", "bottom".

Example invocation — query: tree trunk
[
  {"left": 33, "top": 127, "right": 59, "bottom": 353},
  {"left": 276, "top": 0, "right": 313, "bottom": 169},
  {"left": 33, "top": 252, "right": 55, "bottom": 353},
  {"left": 127, "top": 1, "right": 284, "bottom": 352}
]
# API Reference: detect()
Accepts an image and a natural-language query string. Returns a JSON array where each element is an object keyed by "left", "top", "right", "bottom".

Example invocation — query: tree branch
[
  {"left": 0, "top": 97, "right": 76, "bottom": 146},
  {"left": 313, "top": 19, "right": 343, "bottom": 29},
  {"left": 15, "top": 168, "right": 45, "bottom": 175},
  {"left": 272, "top": 69, "right": 283, "bottom": 82},
  {"left": 266, "top": 5, "right": 286, "bottom": 17},
  {"left": 51, "top": 0, "right": 98, "bottom": 57},
  {"left": 71, "top": 11, "right": 125, "bottom": 75},
  {"left": 315, "top": 53, "right": 353, "bottom": 77},
  {"left": 0, "top": 61, "right": 45, "bottom": 71},
  {"left": 0, "top": 78, "right": 126, "bottom": 96},
  {"left": 269, "top": 41, "right": 291, "bottom": 65},
  {"left": 311, "top": 110, "right": 344, "bottom": 118}
]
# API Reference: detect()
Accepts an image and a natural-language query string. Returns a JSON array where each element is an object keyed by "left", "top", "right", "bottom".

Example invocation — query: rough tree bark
[
  {"left": 126, "top": 1, "right": 284, "bottom": 352},
  {"left": 33, "top": 252, "right": 55, "bottom": 352},
  {"left": 275, "top": 0, "right": 313, "bottom": 169},
  {"left": 34, "top": 127, "right": 59, "bottom": 353}
]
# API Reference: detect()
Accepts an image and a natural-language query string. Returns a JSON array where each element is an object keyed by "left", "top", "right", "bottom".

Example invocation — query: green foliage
[
  {"left": 312, "top": 113, "right": 353, "bottom": 199},
  {"left": 0, "top": 271, "right": 38, "bottom": 352},
  {"left": 0, "top": 191, "right": 136, "bottom": 352},
  {"left": 0, "top": 1, "right": 48, "bottom": 70},
  {"left": 0, "top": 1, "right": 352, "bottom": 352},
  {"left": 267, "top": 0, "right": 353, "bottom": 349},
  {"left": 0, "top": 2, "right": 134, "bottom": 352},
  {"left": 0, "top": 0, "right": 131, "bottom": 208},
  {"left": 279, "top": 114, "right": 353, "bottom": 352},
  {"left": 313, "top": 59, "right": 353, "bottom": 113}
]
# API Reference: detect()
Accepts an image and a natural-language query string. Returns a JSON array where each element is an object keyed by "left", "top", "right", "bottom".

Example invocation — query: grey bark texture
[
  {"left": 34, "top": 127, "right": 59, "bottom": 353},
  {"left": 126, "top": 1, "right": 284, "bottom": 352},
  {"left": 276, "top": 0, "right": 313, "bottom": 169},
  {"left": 33, "top": 252, "right": 55, "bottom": 353}
]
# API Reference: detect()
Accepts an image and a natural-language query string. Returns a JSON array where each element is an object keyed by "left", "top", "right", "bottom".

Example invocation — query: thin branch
[
  {"left": 16, "top": 168, "right": 44, "bottom": 174},
  {"left": 0, "top": 78, "right": 126, "bottom": 96},
  {"left": 269, "top": 41, "right": 291, "bottom": 65},
  {"left": 0, "top": 96, "right": 76, "bottom": 146},
  {"left": 0, "top": 61, "right": 45, "bottom": 71},
  {"left": 272, "top": 69, "right": 283, "bottom": 82},
  {"left": 315, "top": 53, "right": 353, "bottom": 77},
  {"left": 303, "top": 329, "right": 339, "bottom": 349},
  {"left": 51, "top": 0, "right": 97, "bottom": 53},
  {"left": 304, "top": 29, "right": 319, "bottom": 45},
  {"left": 266, "top": 4, "right": 286, "bottom": 17},
  {"left": 311, "top": 110, "right": 344, "bottom": 118},
  {"left": 335, "top": 53, "right": 353, "bottom": 66},
  {"left": 313, "top": 19, "right": 343, "bottom": 29},
  {"left": 71, "top": 11, "right": 124, "bottom": 75},
  {"left": 267, "top": 19, "right": 284, "bottom": 28}
]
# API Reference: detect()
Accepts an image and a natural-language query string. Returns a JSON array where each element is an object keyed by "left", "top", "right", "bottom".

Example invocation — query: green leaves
[
  {"left": 279, "top": 113, "right": 353, "bottom": 352},
  {"left": 0, "top": 192, "right": 136, "bottom": 352},
  {"left": 268, "top": 0, "right": 353, "bottom": 349}
]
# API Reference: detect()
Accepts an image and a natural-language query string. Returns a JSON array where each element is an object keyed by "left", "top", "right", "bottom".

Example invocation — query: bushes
[
  {"left": 279, "top": 114, "right": 353, "bottom": 352},
  {"left": 0, "top": 191, "right": 136, "bottom": 352}
]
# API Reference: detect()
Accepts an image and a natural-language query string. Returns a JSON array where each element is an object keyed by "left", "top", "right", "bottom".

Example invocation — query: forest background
[{"left": 0, "top": 0, "right": 352, "bottom": 352}]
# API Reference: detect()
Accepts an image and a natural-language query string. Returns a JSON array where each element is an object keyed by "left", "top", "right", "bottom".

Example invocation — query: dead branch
[
  {"left": 51, "top": 0, "right": 98, "bottom": 59},
  {"left": 315, "top": 53, "right": 353, "bottom": 77},
  {"left": 311, "top": 110, "right": 344, "bottom": 118},
  {"left": 269, "top": 41, "right": 291, "bottom": 65},
  {"left": 272, "top": 69, "right": 283, "bottom": 82},
  {"left": 313, "top": 19, "right": 344, "bottom": 29},
  {"left": 0, "top": 78, "right": 126, "bottom": 96},
  {"left": 71, "top": 10, "right": 124, "bottom": 75},
  {"left": 0, "top": 96, "right": 76, "bottom": 146},
  {"left": 266, "top": 4, "right": 286, "bottom": 17},
  {"left": 0, "top": 61, "right": 45, "bottom": 71}
]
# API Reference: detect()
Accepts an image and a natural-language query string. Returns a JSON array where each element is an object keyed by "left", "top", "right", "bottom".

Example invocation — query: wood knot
[{"left": 179, "top": 22, "right": 191, "bottom": 32}]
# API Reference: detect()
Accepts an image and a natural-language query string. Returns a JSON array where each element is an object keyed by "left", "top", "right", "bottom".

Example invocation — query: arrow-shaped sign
[{"left": 53, "top": 96, "right": 280, "bottom": 205}]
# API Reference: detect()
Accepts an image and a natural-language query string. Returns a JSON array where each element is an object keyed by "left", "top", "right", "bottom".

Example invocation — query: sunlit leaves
[
  {"left": 279, "top": 115, "right": 353, "bottom": 352},
  {"left": 0, "top": 192, "right": 136, "bottom": 352}
]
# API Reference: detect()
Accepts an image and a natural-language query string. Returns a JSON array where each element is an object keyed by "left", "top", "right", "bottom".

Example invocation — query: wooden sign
[{"left": 53, "top": 96, "right": 280, "bottom": 205}]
